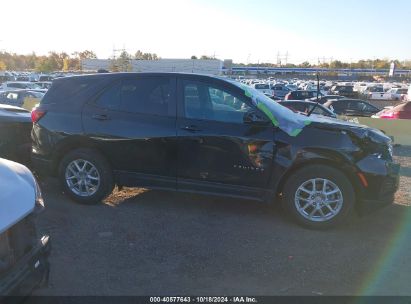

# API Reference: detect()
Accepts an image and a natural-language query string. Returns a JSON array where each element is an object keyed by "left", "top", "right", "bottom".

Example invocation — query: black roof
[{"left": 54, "top": 72, "right": 221, "bottom": 82}]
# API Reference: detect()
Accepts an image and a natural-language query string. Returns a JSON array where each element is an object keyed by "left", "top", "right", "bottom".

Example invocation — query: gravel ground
[
  {"left": 394, "top": 145, "right": 411, "bottom": 206},
  {"left": 31, "top": 146, "right": 411, "bottom": 296}
]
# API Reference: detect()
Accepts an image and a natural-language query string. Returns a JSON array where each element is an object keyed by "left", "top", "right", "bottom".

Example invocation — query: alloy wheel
[
  {"left": 65, "top": 159, "right": 101, "bottom": 197},
  {"left": 294, "top": 178, "right": 343, "bottom": 222}
]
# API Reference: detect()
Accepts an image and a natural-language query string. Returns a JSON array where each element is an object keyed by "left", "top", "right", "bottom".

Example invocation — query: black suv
[
  {"left": 284, "top": 90, "right": 317, "bottom": 100},
  {"left": 31, "top": 73, "right": 399, "bottom": 228},
  {"left": 330, "top": 85, "right": 358, "bottom": 98}
]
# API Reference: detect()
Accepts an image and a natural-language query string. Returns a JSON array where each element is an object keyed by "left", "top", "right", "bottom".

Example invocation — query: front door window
[{"left": 183, "top": 80, "right": 251, "bottom": 124}]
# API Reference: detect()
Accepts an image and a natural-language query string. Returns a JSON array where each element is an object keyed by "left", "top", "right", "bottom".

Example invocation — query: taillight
[
  {"left": 380, "top": 111, "right": 399, "bottom": 119},
  {"left": 31, "top": 108, "right": 47, "bottom": 123}
]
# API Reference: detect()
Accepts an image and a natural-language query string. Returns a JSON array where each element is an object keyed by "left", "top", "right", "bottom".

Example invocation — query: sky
[{"left": 2, "top": 0, "right": 410, "bottom": 64}]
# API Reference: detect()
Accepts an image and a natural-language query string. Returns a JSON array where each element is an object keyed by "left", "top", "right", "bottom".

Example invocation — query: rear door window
[
  {"left": 120, "top": 77, "right": 172, "bottom": 116},
  {"left": 95, "top": 81, "right": 122, "bottom": 110},
  {"left": 95, "top": 77, "right": 174, "bottom": 116}
]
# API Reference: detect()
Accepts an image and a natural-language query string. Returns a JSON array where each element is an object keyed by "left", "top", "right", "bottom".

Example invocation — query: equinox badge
[{"left": 233, "top": 165, "right": 265, "bottom": 172}]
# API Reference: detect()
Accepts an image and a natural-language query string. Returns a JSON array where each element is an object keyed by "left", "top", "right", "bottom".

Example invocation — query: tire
[
  {"left": 281, "top": 164, "right": 355, "bottom": 229},
  {"left": 58, "top": 148, "right": 114, "bottom": 204}
]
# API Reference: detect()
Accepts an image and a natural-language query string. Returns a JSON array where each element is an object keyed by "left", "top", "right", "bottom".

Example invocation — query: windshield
[{"left": 231, "top": 81, "right": 312, "bottom": 136}]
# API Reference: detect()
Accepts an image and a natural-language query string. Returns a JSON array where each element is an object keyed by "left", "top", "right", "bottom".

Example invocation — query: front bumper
[
  {"left": 356, "top": 156, "right": 400, "bottom": 214},
  {"left": 0, "top": 235, "right": 51, "bottom": 297}
]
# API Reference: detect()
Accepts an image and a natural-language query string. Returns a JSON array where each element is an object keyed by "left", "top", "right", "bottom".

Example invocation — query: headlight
[
  {"left": 387, "top": 142, "right": 394, "bottom": 158},
  {"left": 34, "top": 178, "right": 45, "bottom": 211},
  {"left": 371, "top": 143, "right": 393, "bottom": 160}
]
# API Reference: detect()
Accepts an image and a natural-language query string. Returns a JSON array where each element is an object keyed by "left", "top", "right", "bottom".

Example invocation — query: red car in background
[{"left": 374, "top": 102, "right": 411, "bottom": 119}]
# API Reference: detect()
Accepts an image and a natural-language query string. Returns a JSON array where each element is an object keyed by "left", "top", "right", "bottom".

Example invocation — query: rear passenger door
[{"left": 82, "top": 75, "right": 178, "bottom": 189}]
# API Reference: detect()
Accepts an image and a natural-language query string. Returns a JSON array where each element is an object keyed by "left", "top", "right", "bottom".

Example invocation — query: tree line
[
  {"left": 0, "top": 50, "right": 162, "bottom": 73},
  {"left": 0, "top": 50, "right": 98, "bottom": 72},
  {"left": 1, "top": 50, "right": 410, "bottom": 72}
]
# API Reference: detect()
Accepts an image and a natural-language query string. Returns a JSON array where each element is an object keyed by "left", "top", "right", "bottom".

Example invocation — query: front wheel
[
  {"left": 58, "top": 148, "right": 114, "bottom": 204},
  {"left": 282, "top": 165, "right": 355, "bottom": 229}
]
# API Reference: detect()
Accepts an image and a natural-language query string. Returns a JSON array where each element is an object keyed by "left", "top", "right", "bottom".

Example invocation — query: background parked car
[
  {"left": 0, "top": 104, "right": 32, "bottom": 164},
  {"left": 330, "top": 85, "right": 358, "bottom": 98},
  {"left": 373, "top": 102, "right": 411, "bottom": 119},
  {"left": 0, "top": 90, "right": 44, "bottom": 111},
  {"left": 284, "top": 90, "right": 317, "bottom": 100},
  {"left": 365, "top": 87, "right": 406, "bottom": 101},
  {"left": 323, "top": 99, "right": 381, "bottom": 117},
  {"left": 309, "top": 95, "right": 346, "bottom": 104},
  {"left": 1, "top": 81, "right": 47, "bottom": 93},
  {"left": 35, "top": 81, "right": 52, "bottom": 90},
  {"left": 386, "top": 88, "right": 408, "bottom": 101},
  {"left": 16, "top": 75, "right": 37, "bottom": 82},
  {"left": 38, "top": 75, "right": 54, "bottom": 82},
  {"left": 270, "top": 83, "right": 291, "bottom": 98},
  {"left": 252, "top": 83, "right": 273, "bottom": 96},
  {"left": 0, "top": 75, "right": 15, "bottom": 84},
  {"left": 0, "top": 158, "right": 50, "bottom": 296},
  {"left": 279, "top": 100, "right": 337, "bottom": 118}
]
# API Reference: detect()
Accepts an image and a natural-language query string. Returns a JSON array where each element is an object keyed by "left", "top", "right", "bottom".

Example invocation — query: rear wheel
[
  {"left": 58, "top": 148, "right": 114, "bottom": 204},
  {"left": 282, "top": 165, "right": 355, "bottom": 229}
]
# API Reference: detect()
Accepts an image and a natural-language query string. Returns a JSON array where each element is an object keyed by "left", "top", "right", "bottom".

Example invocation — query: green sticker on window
[
  {"left": 289, "top": 128, "right": 303, "bottom": 137},
  {"left": 257, "top": 103, "right": 279, "bottom": 127},
  {"left": 244, "top": 90, "right": 252, "bottom": 98}
]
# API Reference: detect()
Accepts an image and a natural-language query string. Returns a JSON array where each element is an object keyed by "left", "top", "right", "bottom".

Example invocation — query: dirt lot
[{"left": 32, "top": 146, "right": 411, "bottom": 296}]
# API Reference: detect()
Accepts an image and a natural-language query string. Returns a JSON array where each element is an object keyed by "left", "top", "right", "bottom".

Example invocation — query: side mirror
[{"left": 243, "top": 110, "right": 270, "bottom": 126}]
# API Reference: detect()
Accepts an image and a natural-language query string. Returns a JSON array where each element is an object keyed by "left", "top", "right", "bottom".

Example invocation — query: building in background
[{"left": 82, "top": 58, "right": 224, "bottom": 75}]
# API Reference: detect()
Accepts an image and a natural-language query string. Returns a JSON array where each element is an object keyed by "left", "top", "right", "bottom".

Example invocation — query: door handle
[
  {"left": 92, "top": 114, "right": 110, "bottom": 121},
  {"left": 181, "top": 125, "right": 202, "bottom": 132}
]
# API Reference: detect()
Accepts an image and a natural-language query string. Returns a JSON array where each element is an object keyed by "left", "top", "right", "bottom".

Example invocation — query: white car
[
  {"left": 386, "top": 88, "right": 408, "bottom": 101},
  {"left": 367, "top": 87, "right": 408, "bottom": 101},
  {"left": 252, "top": 83, "right": 273, "bottom": 96},
  {"left": 0, "top": 158, "right": 50, "bottom": 296}
]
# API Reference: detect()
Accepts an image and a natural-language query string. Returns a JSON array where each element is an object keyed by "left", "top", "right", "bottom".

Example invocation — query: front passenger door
[{"left": 177, "top": 78, "right": 275, "bottom": 198}]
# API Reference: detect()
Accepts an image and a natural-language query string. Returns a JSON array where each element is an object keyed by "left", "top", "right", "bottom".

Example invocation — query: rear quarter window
[{"left": 41, "top": 78, "right": 93, "bottom": 104}]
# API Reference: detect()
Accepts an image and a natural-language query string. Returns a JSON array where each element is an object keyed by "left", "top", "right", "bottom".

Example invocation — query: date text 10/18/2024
[{"left": 149, "top": 297, "right": 258, "bottom": 303}]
